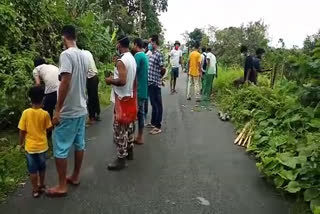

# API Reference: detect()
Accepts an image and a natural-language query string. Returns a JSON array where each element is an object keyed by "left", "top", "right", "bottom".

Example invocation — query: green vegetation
[
  {"left": 0, "top": 0, "right": 168, "bottom": 200},
  {"left": 213, "top": 46, "right": 320, "bottom": 213}
]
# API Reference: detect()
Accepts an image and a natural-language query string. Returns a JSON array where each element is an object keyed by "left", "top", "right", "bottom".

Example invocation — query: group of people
[
  {"left": 17, "top": 25, "right": 169, "bottom": 198},
  {"left": 186, "top": 42, "right": 218, "bottom": 102}
]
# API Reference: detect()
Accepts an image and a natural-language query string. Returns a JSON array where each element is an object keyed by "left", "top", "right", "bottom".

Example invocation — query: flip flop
[
  {"left": 145, "top": 124, "right": 155, "bottom": 128},
  {"left": 150, "top": 128, "right": 162, "bottom": 135},
  {"left": 32, "top": 190, "right": 40, "bottom": 198},
  {"left": 45, "top": 189, "right": 67, "bottom": 198},
  {"left": 66, "top": 177, "right": 80, "bottom": 186},
  {"left": 38, "top": 185, "right": 46, "bottom": 193}
]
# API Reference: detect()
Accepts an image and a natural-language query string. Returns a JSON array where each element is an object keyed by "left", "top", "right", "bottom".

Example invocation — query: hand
[
  {"left": 105, "top": 77, "right": 113, "bottom": 85},
  {"left": 52, "top": 111, "right": 60, "bottom": 126}
]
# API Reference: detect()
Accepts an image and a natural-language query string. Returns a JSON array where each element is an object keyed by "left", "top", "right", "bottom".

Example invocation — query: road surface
[{"left": 0, "top": 73, "right": 292, "bottom": 214}]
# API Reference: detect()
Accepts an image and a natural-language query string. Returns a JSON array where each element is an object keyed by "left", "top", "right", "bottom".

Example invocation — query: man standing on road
[
  {"left": 105, "top": 36, "right": 137, "bottom": 170},
  {"left": 203, "top": 48, "right": 217, "bottom": 101},
  {"left": 240, "top": 45, "right": 254, "bottom": 83},
  {"left": 82, "top": 49, "right": 101, "bottom": 125},
  {"left": 168, "top": 41, "right": 182, "bottom": 94},
  {"left": 147, "top": 35, "right": 165, "bottom": 135},
  {"left": 200, "top": 47, "right": 207, "bottom": 94},
  {"left": 187, "top": 42, "right": 202, "bottom": 101},
  {"left": 47, "top": 25, "right": 89, "bottom": 197},
  {"left": 133, "top": 38, "right": 149, "bottom": 145},
  {"left": 32, "top": 58, "right": 60, "bottom": 119}
]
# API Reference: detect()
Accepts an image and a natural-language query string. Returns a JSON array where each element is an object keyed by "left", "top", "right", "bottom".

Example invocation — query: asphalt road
[{"left": 0, "top": 73, "right": 292, "bottom": 214}]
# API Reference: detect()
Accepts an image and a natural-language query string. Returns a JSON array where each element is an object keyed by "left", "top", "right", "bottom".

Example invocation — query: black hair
[
  {"left": 133, "top": 38, "right": 143, "bottom": 49},
  {"left": 34, "top": 57, "right": 46, "bottom": 67},
  {"left": 29, "top": 86, "right": 45, "bottom": 104},
  {"left": 202, "top": 47, "right": 207, "bottom": 53},
  {"left": 207, "top": 48, "right": 212, "bottom": 52},
  {"left": 240, "top": 45, "right": 248, "bottom": 53},
  {"left": 194, "top": 42, "right": 200, "bottom": 49},
  {"left": 117, "top": 35, "right": 130, "bottom": 48},
  {"left": 61, "top": 25, "right": 76, "bottom": 40},
  {"left": 151, "top": 35, "right": 159, "bottom": 45},
  {"left": 256, "top": 48, "right": 265, "bottom": 55},
  {"left": 143, "top": 40, "right": 149, "bottom": 49}
]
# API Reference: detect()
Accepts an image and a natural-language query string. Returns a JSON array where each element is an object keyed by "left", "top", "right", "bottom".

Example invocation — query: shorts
[
  {"left": 53, "top": 116, "right": 86, "bottom": 159},
  {"left": 171, "top": 67, "right": 179, "bottom": 79},
  {"left": 26, "top": 152, "right": 47, "bottom": 174}
]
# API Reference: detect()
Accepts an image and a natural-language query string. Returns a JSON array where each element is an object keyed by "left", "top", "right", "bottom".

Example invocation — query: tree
[
  {"left": 303, "top": 30, "right": 320, "bottom": 55},
  {"left": 188, "top": 28, "right": 203, "bottom": 48}
]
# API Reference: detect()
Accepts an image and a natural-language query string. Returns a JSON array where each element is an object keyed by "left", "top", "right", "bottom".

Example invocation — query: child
[{"left": 18, "top": 86, "right": 52, "bottom": 198}]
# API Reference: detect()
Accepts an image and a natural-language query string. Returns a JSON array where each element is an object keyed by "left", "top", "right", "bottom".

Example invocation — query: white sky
[{"left": 159, "top": 0, "right": 320, "bottom": 48}]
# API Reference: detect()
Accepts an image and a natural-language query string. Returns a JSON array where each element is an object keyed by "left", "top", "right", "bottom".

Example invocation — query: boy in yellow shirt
[{"left": 18, "top": 86, "right": 52, "bottom": 198}]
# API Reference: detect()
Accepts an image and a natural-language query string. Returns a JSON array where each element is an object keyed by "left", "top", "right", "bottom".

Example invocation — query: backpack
[{"left": 202, "top": 53, "right": 207, "bottom": 70}]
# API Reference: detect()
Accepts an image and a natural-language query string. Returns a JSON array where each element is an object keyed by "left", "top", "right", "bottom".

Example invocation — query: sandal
[
  {"left": 150, "top": 128, "right": 162, "bottom": 135},
  {"left": 32, "top": 190, "right": 40, "bottom": 198},
  {"left": 145, "top": 123, "right": 155, "bottom": 128},
  {"left": 38, "top": 185, "right": 46, "bottom": 193}
]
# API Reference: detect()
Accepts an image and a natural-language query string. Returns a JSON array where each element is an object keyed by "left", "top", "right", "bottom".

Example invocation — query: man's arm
[
  {"left": 19, "top": 130, "right": 26, "bottom": 147},
  {"left": 55, "top": 73, "right": 71, "bottom": 113},
  {"left": 33, "top": 68, "right": 41, "bottom": 85},
  {"left": 106, "top": 60, "right": 127, "bottom": 86},
  {"left": 207, "top": 58, "right": 211, "bottom": 70}
]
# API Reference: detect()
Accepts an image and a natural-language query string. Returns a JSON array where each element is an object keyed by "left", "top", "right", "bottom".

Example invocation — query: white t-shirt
[
  {"left": 59, "top": 47, "right": 89, "bottom": 118},
  {"left": 170, "top": 49, "right": 182, "bottom": 68},
  {"left": 33, "top": 64, "right": 60, "bottom": 94},
  {"left": 81, "top": 50, "right": 98, "bottom": 79},
  {"left": 206, "top": 52, "right": 217, "bottom": 75},
  {"left": 111, "top": 52, "right": 137, "bottom": 103}
]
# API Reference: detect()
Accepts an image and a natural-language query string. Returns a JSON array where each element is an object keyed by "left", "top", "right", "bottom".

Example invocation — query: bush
[{"left": 214, "top": 68, "right": 320, "bottom": 213}]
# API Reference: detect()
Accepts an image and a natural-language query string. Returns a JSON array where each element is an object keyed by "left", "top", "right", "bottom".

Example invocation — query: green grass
[{"left": 0, "top": 130, "right": 26, "bottom": 201}]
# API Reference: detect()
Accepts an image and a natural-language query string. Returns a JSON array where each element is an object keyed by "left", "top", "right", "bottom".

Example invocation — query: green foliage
[
  {"left": 0, "top": 132, "right": 26, "bottom": 201},
  {"left": 214, "top": 68, "right": 320, "bottom": 213}
]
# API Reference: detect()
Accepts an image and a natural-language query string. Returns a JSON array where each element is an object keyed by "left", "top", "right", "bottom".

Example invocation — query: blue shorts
[
  {"left": 53, "top": 116, "right": 86, "bottom": 159},
  {"left": 171, "top": 67, "right": 179, "bottom": 79},
  {"left": 26, "top": 152, "right": 47, "bottom": 174}
]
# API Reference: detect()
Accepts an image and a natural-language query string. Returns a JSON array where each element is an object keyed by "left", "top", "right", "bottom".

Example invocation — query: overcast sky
[{"left": 159, "top": 0, "right": 320, "bottom": 48}]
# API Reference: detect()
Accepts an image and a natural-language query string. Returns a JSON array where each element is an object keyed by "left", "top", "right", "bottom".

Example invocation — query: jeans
[
  {"left": 87, "top": 75, "right": 100, "bottom": 119},
  {"left": 148, "top": 84, "right": 163, "bottom": 129}
]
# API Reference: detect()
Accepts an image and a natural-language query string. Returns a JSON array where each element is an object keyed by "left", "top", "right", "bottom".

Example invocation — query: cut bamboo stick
[{"left": 246, "top": 135, "right": 252, "bottom": 148}]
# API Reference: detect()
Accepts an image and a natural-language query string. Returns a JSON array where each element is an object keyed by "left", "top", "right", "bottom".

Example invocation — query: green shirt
[{"left": 134, "top": 52, "right": 149, "bottom": 99}]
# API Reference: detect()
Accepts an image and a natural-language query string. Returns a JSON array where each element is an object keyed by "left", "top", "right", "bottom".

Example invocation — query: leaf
[
  {"left": 309, "top": 119, "right": 320, "bottom": 128},
  {"left": 311, "top": 198, "right": 320, "bottom": 214},
  {"left": 285, "top": 181, "right": 301, "bottom": 193},
  {"left": 277, "top": 153, "right": 297, "bottom": 169},
  {"left": 274, "top": 177, "right": 285, "bottom": 188},
  {"left": 278, "top": 169, "right": 299, "bottom": 181},
  {"left": 304, "top": 188, "right": 320, "bottom": 202}
]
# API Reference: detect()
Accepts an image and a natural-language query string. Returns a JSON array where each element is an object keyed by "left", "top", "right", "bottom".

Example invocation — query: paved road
[{"left": 0, "top": 74, "right": 292, "bottom": 214}]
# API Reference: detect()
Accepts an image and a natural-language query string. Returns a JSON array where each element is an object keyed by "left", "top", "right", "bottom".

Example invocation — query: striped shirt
[{"left": 148, "top": 50, "right": 164, "bottom": 88}]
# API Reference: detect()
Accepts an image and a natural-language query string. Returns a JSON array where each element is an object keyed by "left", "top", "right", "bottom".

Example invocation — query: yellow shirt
[
  {"left": 18, "top": 108, "right": 52, "bottom": 153},
  {"left": 189, "top": 50, "right": 202, "bottom": 77}
]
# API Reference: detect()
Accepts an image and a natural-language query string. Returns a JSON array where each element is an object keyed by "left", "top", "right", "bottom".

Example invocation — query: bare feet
[
  {"left": 66, "top": 176, "right": 80, "bottom": 186},
  {"left": 46, "top": 185, "right": 67, "bottom": 197},
  {"left": 134, "top": 136, "right": 144, "bottom": 145}
]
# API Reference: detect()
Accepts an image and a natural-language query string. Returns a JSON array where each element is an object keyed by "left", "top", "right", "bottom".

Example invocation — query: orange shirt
[{"left": 188, "top": 50, "right": 201, "bottom": 77}]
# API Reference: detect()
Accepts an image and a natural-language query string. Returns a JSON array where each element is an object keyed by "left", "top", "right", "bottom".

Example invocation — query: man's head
[
  {"left": 194, "top": 42, "right": 200, "bottom": 50},
  {"left": 117, "top": 35, "right": 130, "bottom": 54},
  {"left": 240, "top": 45, "right": 248, "bottom": 55},
  {"left": 133, "top": 38, "right": 143, "bottom": 52},
  {"left": 34, "top": 57, "right": 46, "bottom": 67},
  {"left": 61, "top": 25, "right": 77, "bottom": 49},
  {"left": 174, "top": 41, "right": 180, "bottom": 50},
  {"left": 29, "top": 86, "right": 45, "bottom": 105},
  {"left": 207, "top": 48, "right": 212, "bottom": 53},
  {"left": 150, "top": 35, "right": 159, "bottom": 50},
  {"left": 202, "top": 47, "right": 207, "bottom": 53},
  {"left": 256, "top": 48, "right": 265, "bottom": 59}
]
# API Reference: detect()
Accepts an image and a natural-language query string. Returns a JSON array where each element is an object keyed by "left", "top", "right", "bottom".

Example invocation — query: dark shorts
[
  {"left": 171, "top": 67, "right": 179, "bottom": 79},
  {"left": 26, "top": 152, "right": 47, "bottom": 174}
]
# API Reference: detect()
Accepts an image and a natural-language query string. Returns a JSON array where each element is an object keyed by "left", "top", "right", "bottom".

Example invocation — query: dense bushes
[{"left": 213, "top": 68, "right": 320, "bottom": 213}]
